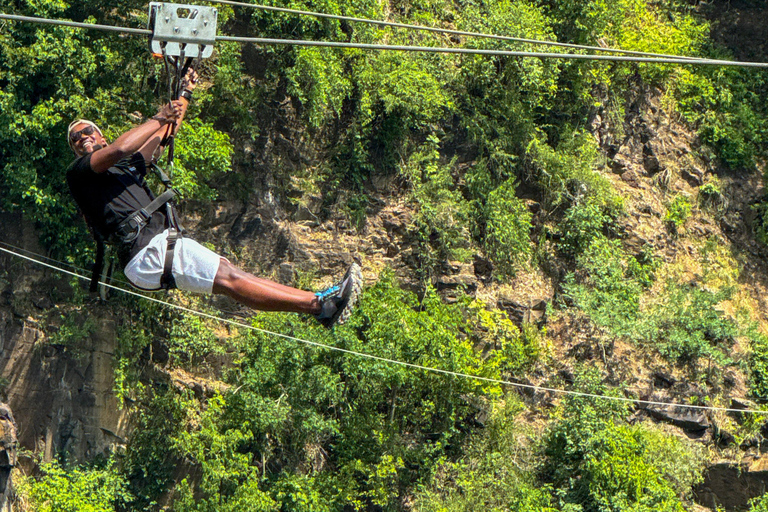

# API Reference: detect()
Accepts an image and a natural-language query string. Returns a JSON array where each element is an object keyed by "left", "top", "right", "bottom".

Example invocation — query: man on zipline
[{"left": 66, "top": 69, "right": 361, "bottom": 328}]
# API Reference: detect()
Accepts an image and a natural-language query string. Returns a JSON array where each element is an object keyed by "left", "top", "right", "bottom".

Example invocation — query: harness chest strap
[{"left": 115, "top": 188, "right": 177, "bottom": 240}]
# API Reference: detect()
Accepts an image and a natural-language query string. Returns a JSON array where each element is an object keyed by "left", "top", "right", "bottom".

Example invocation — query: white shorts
[{"left": 124, "top": 229, "right": 224, "bottom": 294}]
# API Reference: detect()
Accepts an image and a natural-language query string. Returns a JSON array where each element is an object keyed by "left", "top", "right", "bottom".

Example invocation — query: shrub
[
  {"left": 483, "top": 179, "right": 533, "bottom": 277},
  {"left": 172, "top": 118, "right": 234, "bottom": 201},
  {"left": 403, "top": 137, "right": 473, "bottom": 274},
  {"left": 526, "top": 131, "right": 619, "bottom": 213},
  {"left": 749, "top": 332, "right": 768, "bottom": 402},
  {"left": 750, "top": 493, "right": 768, "bottom": 512},
  {"left": 699, "top": 178, "right": 722, "bottom": 201},
  {"left": 582, "top": 423, "right": 702, "bottom": 512},
  {"left": 559, "top": 200, "right": 610, "bottom": 256},
  {"left": 137, "top": 272, "right": 506, "bottom": 510},
  {"left": 17, "top": 459, "right": 132, "bottom": 512},
  {"left": 671, "top": 67, "right": 768, "bottom": 169},
  {"left": 471, "top": 303, "right": 548, "bottom": 377},
  {"left": 543, "top": 369, "right": 705, "bottom": 511},
  {"left": 286, "top": 47, "right": 352, "bottom": 130},
  {"left": 413, "top": 397, "right": 556, "bottom": 512},
  {"left": 563, "top": 238, "right": 645, "bottom": 338},
  {"left": 542, "top": 367, "right": 630, "bottom": 488},
  {"left": 753, "top": 200, "right": 768, "bottom": 246},
  {"left": 664, "top": 195, "right": 692, "bottom": 233},
  {"left": 168, "top": 311, "right": 224, "bottom": 367},
  {"left": 637, "top": 282, "right": 737, "bottom": 365}
]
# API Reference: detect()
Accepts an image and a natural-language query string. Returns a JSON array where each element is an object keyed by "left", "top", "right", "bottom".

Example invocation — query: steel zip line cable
[
  {"left": 3, "top": 12, "right": 768, "bottom": 67},
  {"left": 207, "top": 0, "right": 703, "bottom": 62},
  {"left": 0, "top": 12, "right": 150, "bottom": 35},
  {"left": 216, "top": 35, "right": 768, "bottom": 67},
  {"left": 0, "top": 244, "right": 766, "bottom": 416}
]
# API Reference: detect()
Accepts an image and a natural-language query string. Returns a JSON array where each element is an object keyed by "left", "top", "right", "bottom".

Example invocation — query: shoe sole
[{"left": 335, "top": 263, "right": 363, "bottom": 326}]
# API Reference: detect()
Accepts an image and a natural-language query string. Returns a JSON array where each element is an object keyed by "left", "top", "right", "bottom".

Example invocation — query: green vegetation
[
  {"left": 16, "top": 459, "right": 131, "bottom": 512},
  {"left": 563, "top": 238, "right": 649, "bottom": 338},
  {"left": 543, "top": 369, "right": 705, "bottom": 512},
  {"left": 638, "top": 282, "right": 737, "bottom": 365},
  {"left": 665, "top": 194, "right": 693, "bottom": 233},
  {"left": 404, "top": 137, "right": 472, "bottom": 274},
  {"left": 118, "top": 275, "right": 509, "bottom": 510},
  {"left": 413, "top": 397, "right": 557, "bottom": 511},
  {"left": 749, "top": 332, "right": 768, "bottom": 402},
  {"left": 751, "top": 494, "right": 768, "bottom": 512},
  {"left": 5, "top": 0, "right": 768, "bottom": 509},
  {"left": 483, "top": 178, "right": 533, "bottom": 277},
  {"left": 564, "top": 235, "right": 746, "bottom": 373}
]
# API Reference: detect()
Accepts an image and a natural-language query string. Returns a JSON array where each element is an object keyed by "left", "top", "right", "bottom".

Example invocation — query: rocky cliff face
[{"left": 0, "top": 214, "right": 129, "bottom": 469}]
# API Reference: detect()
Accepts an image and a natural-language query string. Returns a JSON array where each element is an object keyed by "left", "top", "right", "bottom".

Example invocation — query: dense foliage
[{"left": 3, "top": 0, "right": 768, "bottom": 510}]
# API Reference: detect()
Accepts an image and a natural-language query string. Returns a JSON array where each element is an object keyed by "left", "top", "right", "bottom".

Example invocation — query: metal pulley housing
[{"left": 148, "top": 2, "right": 217, "bottom": 58}]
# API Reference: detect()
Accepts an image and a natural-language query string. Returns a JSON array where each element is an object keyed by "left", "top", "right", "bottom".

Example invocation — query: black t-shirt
[{"left": 66, "top": 152, "right": 168, "bottom": 263}]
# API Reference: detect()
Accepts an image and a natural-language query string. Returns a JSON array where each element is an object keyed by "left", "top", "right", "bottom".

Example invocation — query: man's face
[{"left": 69, "top": 123, "right": 107, "bottom": 157}]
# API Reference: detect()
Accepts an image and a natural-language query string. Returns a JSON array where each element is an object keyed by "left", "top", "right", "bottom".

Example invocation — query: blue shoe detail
[{"left": 315, "top": 285, "right": 340, "bottom": 300}]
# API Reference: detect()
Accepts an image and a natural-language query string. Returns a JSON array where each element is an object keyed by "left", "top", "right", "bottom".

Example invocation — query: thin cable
[
  {"left": 208, "top": 0, "right": 705, "bottom": 62},
  {"left": 0, "top": 240, "right": 252, "bottom": 319},
  {"left": 0, "top": 240, "right": 138, "bottom": 289},
  {"left": 0, "top": 13, "right": 150, "bottom": 35},
  {"left": 217, "top": 35, "right": 768, "bottom": 68},
  {"left": 0, "top": 245, "right": 764, "bottom": 416},
  {"left": 3, "top": 12, "right": 768, "bottom": 67}
]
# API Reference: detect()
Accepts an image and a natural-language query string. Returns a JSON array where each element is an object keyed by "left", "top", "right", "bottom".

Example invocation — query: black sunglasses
[{"left": 69, "top": 125, "right": 96, "bottom": 143}]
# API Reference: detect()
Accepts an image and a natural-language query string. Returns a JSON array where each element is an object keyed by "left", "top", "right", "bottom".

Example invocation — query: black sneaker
[{"left": 315, "top": 263, "right": 363, "bottom": 328}]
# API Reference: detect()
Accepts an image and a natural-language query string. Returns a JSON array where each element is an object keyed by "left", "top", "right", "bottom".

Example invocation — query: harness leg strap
[
  {"left": 90, "top": 236, "right": 106, "bottom": 293},
  {"left": 161, "top": 228, "right": 179, "bottom": 290}
]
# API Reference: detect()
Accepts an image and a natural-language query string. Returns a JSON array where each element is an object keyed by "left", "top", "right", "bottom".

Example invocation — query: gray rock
[
  {"left": 641, "top": 402, "right": 710, "bottom": 432},
  {"left": 695, "top": 460, "right": 768, "bottom": 511},
  {"left": 611, "top": 150, "right": 632, "bottom": 174},
  {"left": 621, "top": 169, "right": 642, "bottom": 188},
  {"left": 642, "top": 142, "right": 662, "bottom": 174},
  {"left": 497, "top": 298, "right": 548, "bottom": 327},
  {"left": 682, "top": 167, "right": 704, "bottom": 187}
]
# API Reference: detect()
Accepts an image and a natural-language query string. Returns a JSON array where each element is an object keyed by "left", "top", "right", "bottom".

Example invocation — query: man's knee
[{"left": 212, "top": 258, "right": 238, "bottom": 293}]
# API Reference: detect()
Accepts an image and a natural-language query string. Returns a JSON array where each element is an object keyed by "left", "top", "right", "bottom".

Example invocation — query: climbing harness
[
  {"left": 88, "top": 162, "right": 182, "bottom": 293},
  {"left": 112, "top": 163, "right": 182, "bottom": 290}
]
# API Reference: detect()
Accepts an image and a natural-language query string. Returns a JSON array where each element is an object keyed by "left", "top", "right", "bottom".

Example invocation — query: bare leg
[{"left": 212, "top": 259, "right": 321, "bottom": 315}]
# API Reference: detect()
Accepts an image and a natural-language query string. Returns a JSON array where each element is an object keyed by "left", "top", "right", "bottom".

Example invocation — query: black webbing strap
[
  {"left": 152, "top": 163, "right": 174, "bottom": 189},
  {"left": 165, "top": 50, "right": 190, "bottom": 168},
  {"left": 115, "top": 188, "right": 177, "bottom": 241},
  {"left": 161, "top": 227, "right": 178, "bottom": 290},
  {"left": 152, "top": 163, "right": 182, "bottom": 290},
  {"left": 100, "top": 256, "right": 114, "bottom": 301},
  {"left": 89, "top": 232, "right": 106, "bottom": 293}
]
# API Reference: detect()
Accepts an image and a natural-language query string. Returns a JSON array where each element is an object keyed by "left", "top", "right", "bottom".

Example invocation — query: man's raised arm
[{"left": 89, "top": 102, "right": 181, "bottom": 173}]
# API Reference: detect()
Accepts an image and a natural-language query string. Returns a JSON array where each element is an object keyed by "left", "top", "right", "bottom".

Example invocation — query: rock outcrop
[
  {"left": 0, "top": 214, "right": 129, "bottom": 466},
  {"left": 696, "top": 459, "right": 768, "bottom": 511},
  {"left": 0, "top": 402, "right": 16, "bottom": 512}
]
